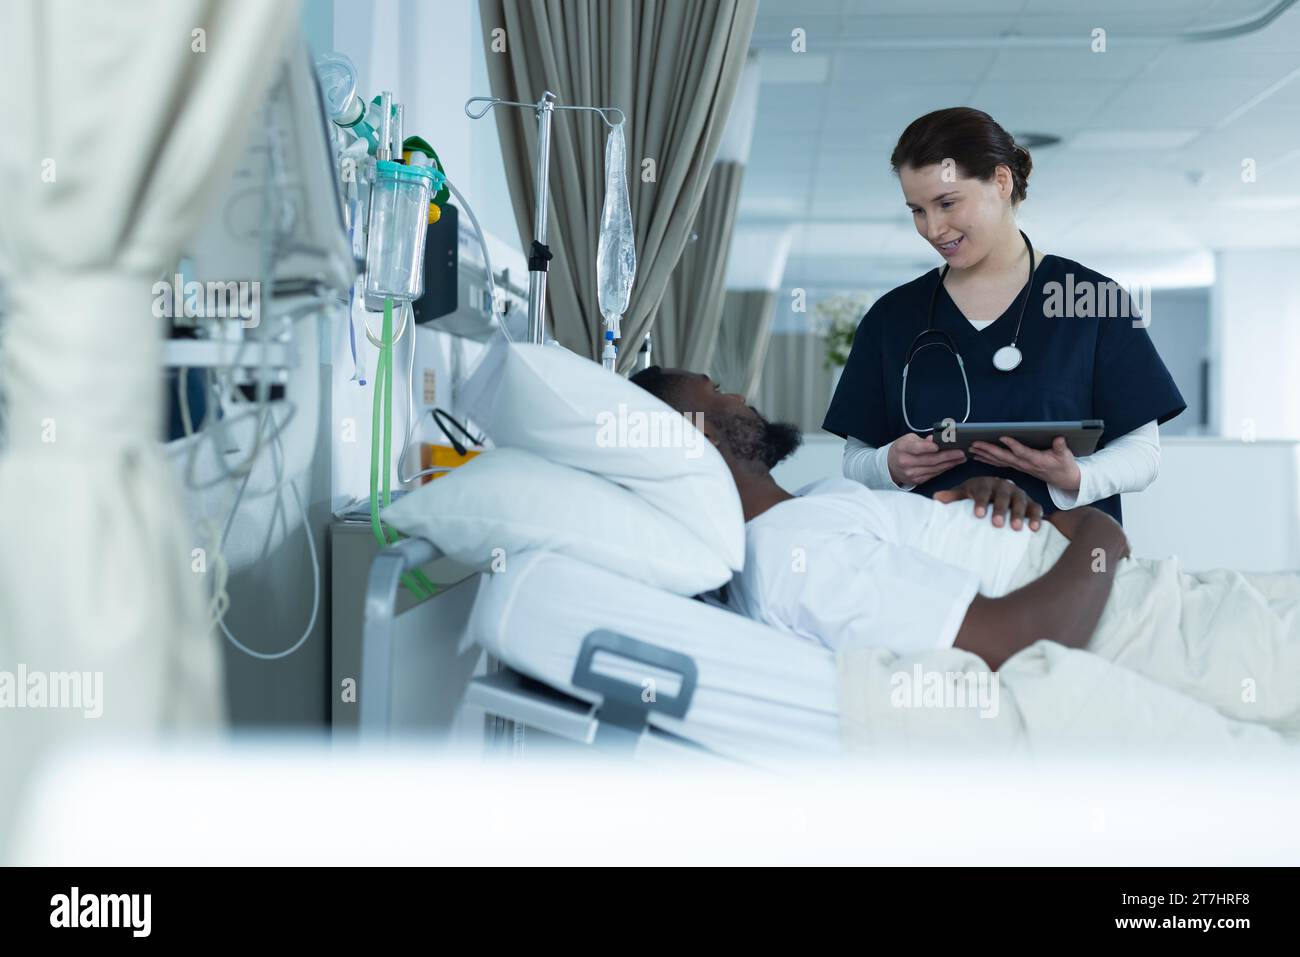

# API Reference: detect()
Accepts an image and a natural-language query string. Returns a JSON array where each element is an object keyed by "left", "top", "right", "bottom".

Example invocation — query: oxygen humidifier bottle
[{"left": 601, "top": 330, "right": 618, "bottom": 372}]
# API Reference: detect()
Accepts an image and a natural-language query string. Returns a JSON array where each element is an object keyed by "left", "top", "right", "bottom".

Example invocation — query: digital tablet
[{"left": 931, "top": 420, "right": 1105, "bottom": 456}]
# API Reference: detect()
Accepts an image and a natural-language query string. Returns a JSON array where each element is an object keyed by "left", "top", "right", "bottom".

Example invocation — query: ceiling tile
[
  {"left": 828, "top": 49, "right": 997, "bottom": 84},
  {"left": 1079, "top": 78, "right": 1272, "bottom": 128},
  {"left": 738, "top": 0, "right": 1300, "bottom": 277},
  {"left": 980, "top": 46, "right": 1160, "bottom": 83}
]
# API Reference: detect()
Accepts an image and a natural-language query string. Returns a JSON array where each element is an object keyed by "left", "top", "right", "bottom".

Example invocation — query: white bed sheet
[{"left": 467, "top": 551, "right": 841, "bottom": 763}]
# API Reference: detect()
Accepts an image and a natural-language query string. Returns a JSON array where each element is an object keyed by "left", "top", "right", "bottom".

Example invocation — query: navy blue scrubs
[{"left": 822, "top": 255, "right": 1186, "bottom": 523}]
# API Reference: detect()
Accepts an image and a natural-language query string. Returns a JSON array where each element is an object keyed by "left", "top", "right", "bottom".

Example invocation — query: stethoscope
[{"left": 901, "top": 229, "right": 1037, "bottom": 433}]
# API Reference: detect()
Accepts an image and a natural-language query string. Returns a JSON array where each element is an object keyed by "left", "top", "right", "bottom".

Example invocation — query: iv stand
[{"left": 465, "top": 92, "right": 625, "bottom": 345}]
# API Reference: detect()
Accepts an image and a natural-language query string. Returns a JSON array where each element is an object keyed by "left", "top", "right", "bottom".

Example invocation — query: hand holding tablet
[
  {"left": 931, "top": 420, "right": 1104, "bottom": 457},
  {"left": 887, "top": 432, "right": 969, "bottom": 486},
  {"left": 932, "top": 420, "right": 1103, "bottom": 492}
]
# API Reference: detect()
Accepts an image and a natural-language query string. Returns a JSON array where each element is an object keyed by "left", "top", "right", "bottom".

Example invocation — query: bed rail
[{"left": 360, "top": 537, "right": 443, "bottom": 736}]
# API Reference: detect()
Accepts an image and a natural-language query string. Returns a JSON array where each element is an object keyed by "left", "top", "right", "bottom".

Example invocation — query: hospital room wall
[
  {"left": 1210, "top": 248, "right": 1300, "bottom": 441},
  {"left": 1141, "top": 288, "right": 1209, "bottom": 436}
]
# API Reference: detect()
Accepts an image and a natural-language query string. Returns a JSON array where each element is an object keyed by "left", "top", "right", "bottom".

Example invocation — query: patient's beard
[{"left": 718, "top": 409, "right": 803, "bottom": 469}]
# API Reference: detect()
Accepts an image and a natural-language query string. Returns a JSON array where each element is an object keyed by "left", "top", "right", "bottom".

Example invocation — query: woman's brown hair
[{"left": 890, "top": 107, "right": 1033, "bottom": 204}]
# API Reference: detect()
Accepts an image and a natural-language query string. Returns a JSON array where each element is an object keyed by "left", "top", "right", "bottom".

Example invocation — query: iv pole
[{"left": 465, "top": 92, "right": 625, "bottom": 345}]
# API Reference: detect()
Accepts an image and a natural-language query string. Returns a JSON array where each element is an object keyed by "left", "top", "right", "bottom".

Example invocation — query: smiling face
[{"left": 899, "top": 160, "right": 1017, "bottom": 270}]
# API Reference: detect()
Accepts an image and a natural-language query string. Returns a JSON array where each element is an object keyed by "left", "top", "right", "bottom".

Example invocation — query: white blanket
[{"left": 838, "top": 525, "right": 1300, "bottom": 757}]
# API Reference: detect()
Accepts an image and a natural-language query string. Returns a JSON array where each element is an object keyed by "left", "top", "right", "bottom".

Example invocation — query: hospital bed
[{"left": 360, "top": 538, "right": 842, "bottom": 765}]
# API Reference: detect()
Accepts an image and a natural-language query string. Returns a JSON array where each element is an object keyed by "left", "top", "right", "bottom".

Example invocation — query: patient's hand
[{"left": 932, "top": 477, "right": 1043, "bottom": 531}]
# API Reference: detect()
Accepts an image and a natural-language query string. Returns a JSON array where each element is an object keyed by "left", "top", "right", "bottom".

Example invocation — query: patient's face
[{"left": 671, "top": 372, "right": 802, "bottom": 469}]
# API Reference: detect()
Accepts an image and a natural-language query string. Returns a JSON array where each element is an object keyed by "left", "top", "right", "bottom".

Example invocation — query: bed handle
[{"left": 571, "top": 630, "right": 698, "bottom": 749}]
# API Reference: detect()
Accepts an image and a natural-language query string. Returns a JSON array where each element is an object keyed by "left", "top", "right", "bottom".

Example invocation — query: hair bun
[{"left": 1013, "top": 143, "right": 1032, "bottom": 175}]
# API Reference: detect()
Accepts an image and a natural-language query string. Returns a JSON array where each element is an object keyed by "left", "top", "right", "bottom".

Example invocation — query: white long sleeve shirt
[{"left": 841, "top": 422, "right": 1161, "bottom": 509}]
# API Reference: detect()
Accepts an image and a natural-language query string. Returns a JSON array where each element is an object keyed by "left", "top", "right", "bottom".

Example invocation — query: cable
[
  {"left": 176, "top": 364, "right": 241, "bottom": 635},
  {"left": 213, "top": 406, "right": 321, "bottom": 661},
  {"left": 395, "top": 310, "right": 434, "bottom": 483},
  {"left": 395, "top": 308, "right": 453, "bottom": 485},
  {"left": 174, "top": 324, "right": 324, "bottom": 660},
  {"left": 176, "top": 383, "right": 320, "bottom": 661},
  {"left": 392, "top": 314, "right": 485, "bottom": 484},
  {"left": 178, "top": 366, "right": 197, "bottom": 437},
  {"left": 177, "top": 286, "right": 340, "bottom": 494},
  {"left": 170, "top": 83, "right": 336, "bottom": 659}
]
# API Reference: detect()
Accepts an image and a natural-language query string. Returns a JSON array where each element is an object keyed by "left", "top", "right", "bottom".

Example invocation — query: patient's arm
[{"left": 952, "top": 508, "right": 1129, "bottom": 670}]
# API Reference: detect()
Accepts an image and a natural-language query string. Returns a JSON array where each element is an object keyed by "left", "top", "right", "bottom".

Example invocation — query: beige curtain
[
  {"left": 479, "top": 0, "right": 757, "bottom": 369},
  {"left": 711, "top": 288, "right": 776, "bottom": 400},
  {"left": 654, "top": 161, "right": 744, "bottom": 371},
  {"left": 757, "top": 331, "right": 837, "bottom": 435},
  {"left": 0, "top": 0, "right": 299, "bottom": 839}
]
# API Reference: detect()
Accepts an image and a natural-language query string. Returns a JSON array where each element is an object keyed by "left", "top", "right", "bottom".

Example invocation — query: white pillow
[
  {"left": 457, "top": 337, "right": 744, "bottom": 571},
  {"left": 380, "top": 448, "right": 734, "bottom": 596}
]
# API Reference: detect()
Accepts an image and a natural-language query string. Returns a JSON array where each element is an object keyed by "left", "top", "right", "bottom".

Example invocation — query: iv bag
[{"left": 596, "top": 122, "right": 636, "bottom": 337}]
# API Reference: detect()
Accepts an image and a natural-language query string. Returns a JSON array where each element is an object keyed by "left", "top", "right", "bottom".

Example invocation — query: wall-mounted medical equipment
[
  {"left": 315, "top": 52, "right": 418, "bottom": 166},
  {"left": 317, "top": 62, "right": 511, "bottom": 348},
  {"left": 414, "top": 215, "right": 528, "bottom": 342},
  {"left": 464, "top": 92, "right": 636, "bottom": 361},
  {"left": 410, "top": 204, "right": 459, "bottom": 326},
  {"left": 159, "top": 41, "right": 356, "bottom": 663},
  {"left": 314, "top": 57, "right": 525, "bottom": 602}
]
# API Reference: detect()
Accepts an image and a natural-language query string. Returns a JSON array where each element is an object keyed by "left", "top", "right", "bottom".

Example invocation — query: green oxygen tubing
[{"left": 370, "top": 296, "right": 439, "bottom": 600}]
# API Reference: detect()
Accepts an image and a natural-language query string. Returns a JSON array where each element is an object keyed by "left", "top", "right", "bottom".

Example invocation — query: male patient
[{"left": 629, "top": 366, "right": 1300, "bottom": 734}]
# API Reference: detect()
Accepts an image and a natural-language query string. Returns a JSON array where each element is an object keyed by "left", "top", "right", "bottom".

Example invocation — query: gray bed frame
[{"left": 359, "top": 539, "right": 706, "bottom": 756}]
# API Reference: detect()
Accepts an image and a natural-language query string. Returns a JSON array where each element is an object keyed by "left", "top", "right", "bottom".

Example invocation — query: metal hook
[
  {"left": 554, "top": 103, "right": 625, "bottom": 130},
  {"left": 464, "top": 95, "right": 624, "bottom": 129},
  {"left": 464, "top": 96, "right": 535, "bottom": 119}
]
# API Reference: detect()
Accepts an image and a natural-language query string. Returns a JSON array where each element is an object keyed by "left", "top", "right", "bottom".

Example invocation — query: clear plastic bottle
[
  {"left": 601, "top": 330, "right": 618, "bottom": 372},
  {"left": 364, "top": 161, "right": 439, "bottom": 302}
]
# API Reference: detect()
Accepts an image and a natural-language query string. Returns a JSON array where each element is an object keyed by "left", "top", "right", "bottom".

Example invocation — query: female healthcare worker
[{"left": 823, "top": 107, "right": 1186, "bottom": 524}]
